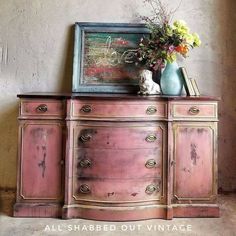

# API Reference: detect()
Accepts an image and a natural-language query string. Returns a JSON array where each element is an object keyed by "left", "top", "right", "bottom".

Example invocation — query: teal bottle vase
[{"left": 160, "top": 62, "right": 183, "bottom": 96}]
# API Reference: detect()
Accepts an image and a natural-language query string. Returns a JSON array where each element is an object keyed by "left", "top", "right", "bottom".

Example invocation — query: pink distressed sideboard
[{"left": 14, "top": 93, "right": 220, "bottom": 220}]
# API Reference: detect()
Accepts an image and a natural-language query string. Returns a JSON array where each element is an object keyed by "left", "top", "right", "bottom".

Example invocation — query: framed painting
[{"left": 72, "top": 22, "right": 150, "bottom": 93}]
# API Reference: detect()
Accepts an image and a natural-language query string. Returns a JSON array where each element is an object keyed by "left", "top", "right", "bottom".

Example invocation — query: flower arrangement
[{"left": 137, "top": 0, "right": 201, "bottom": 71}]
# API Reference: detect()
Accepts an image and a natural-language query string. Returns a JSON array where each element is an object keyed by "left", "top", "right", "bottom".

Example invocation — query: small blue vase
[{"left": 160, "top": 61, "right": 183, "bottom": 96}]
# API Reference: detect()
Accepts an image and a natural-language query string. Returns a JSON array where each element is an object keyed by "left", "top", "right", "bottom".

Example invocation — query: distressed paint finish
[
  {"left": 171, "top": 102, "right": 218, "bottom": 120},
  {"left": 74, "top": 178, "right": 163, "bottom": 202},
  {"left": 62, "top": 204, "right": 167, "bottom": 221},
  {"left": 13, "top": 203, "right": 62, "bottom": 218},
  {"left": 173, "top": 205, "right": 220, "bottom": 218},
  {"left": 75, "top": 148, "right": 163, "bottom": 179},
  {"left": 74, "top": 124, "right": 164, "bottom": 149},
  {"left": 63, "top": 95, "right": 218, "bottom": 220},
  {"left": 0, "top": 0, "right": 235, "bottom": 197},
  {"left": 15, "top": 94, "right": 219, "bottom": 219},
  {"left": 71, "top": 100, "right": 167, "bottom": 120},
  {"left": 72, "top": 23, "right": 149, "bottom": 93},
  {"left": 83, "top": 31, "right": 144, "bottom": 84},
  {"left": 173, "top": 122, "right": 217, "bottom": 202},
  {"left": 19, "top": 121, "right": 63, "bottom": 200},
  {"left": 14, "top": 98, "right": 65, "bottom": 217},
  {"left": 20, "top": 99, "right": 65, "bottom": 118}
]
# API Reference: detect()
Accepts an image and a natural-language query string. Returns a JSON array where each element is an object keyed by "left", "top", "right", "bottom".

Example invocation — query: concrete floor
[{"left": 0, "top": 192, "right": 235, "bottom": 236}]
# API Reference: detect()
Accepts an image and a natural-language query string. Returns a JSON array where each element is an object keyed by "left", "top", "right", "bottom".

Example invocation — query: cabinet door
[
  {"left": 173, "top": 122, "right": 217, "bottom": 202},
  {"left": 19, "top": 121, "right": 63, "bottom": 201}
]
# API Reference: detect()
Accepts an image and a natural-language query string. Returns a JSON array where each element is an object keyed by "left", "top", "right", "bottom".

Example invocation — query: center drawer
[
  {"left": 73, "top": 123, "right": 165, "bottom": 149},
  {"left": 69, "top": 100, "right": 167, "bottom": 120},
  {"left": 74, "top": 148, "right": 163, "bottom": 179}
]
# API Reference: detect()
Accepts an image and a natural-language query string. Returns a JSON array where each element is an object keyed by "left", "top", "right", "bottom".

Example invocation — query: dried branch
[{"left": 141, "top": 0, "right": 182, "bottom": 25}]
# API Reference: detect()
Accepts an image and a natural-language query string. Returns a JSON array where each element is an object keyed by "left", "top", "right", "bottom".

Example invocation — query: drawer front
[
  {"left": 73, "top": 178, "right": 163, "bottom": 202},
  {"left": 74, "top": 148, "right": 163, "bottom": 179},
  {"left": 70, "top": 100, "right": 167, "bottom": 120},
  {"left": 171, "top": 102, "right": 217, "bottom": 120},
  {"left": 20, "top": 99, "right": 65, "bottom": 117},
  {"left": 74, "top": 124, "right": 164, "bottom": 149}
]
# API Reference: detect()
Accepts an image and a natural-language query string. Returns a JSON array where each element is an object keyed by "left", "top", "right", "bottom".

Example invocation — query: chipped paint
[
  {"left": 190, "top": 143, "right": 200, "bottom": 165},
  {"left": 38, "top": 151, "right": 46, "bottom": 178},
  {"left": 107, "top": 192, "right": 114, "bottom": 197}
]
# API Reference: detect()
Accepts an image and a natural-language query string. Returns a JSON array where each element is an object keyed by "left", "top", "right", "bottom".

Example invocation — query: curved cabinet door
[{"left": 173, "top": 122, "right": 217, "bottom": 203}]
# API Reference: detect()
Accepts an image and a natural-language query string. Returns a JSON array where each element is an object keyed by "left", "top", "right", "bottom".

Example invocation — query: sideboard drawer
[
  {"left": 20, "top": 99, "right": 65, "bottom": 118},
  {"left": 74, "top": 148, "right": 163, "bottom": 179},
  {"left": 171, "top": 102, "right": 217, "bottom": 120},
  {"left": 73, "top": 178, "right": 163, "bottom": 202},
  {"left": 70, "top": 100, "right": 167, "bottom": 120},
  {"left": 74, "top": 124, "right": 164, "bottom": 149}
]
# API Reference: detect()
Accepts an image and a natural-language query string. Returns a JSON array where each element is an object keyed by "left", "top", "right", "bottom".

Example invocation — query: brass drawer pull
[
  {"left": 79, "top": 159, "right": 92, "bottom": 168},
  {"left": 80, "top": 105, "right": 92, "bottom": 113},
  {"left": 80, "top": 134, "right": 92, "bottom": 143},
  {"left": 145, "top": 184, "right": 159, "bottom": 194},
  {"left": 36, "top": 104, "right": 48, "bottom": 113},
  {"left": 145, "top": 159, "right": 157, "bottom": 168},
  {"left": 145, "top": 134, "right": 157, "bottom": 142},
  {"left": 188, "top": 106, "right": 200, "bottom": 115},
  {"left": 79, "top": 184, "right": 91, "bottom": 194},
  {"left": 146, "top": 106, "right": 157, "bottom": 115}
]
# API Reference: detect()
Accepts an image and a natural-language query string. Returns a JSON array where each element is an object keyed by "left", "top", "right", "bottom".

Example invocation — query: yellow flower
[
  {"left": 185, "top": 34, "right": 194, "bottom": 45},
  {"left": 173, "top": 20, "right": 187, "bottom": 27},
  {"left": 166, "top": 53, "right": 177, "bottom": 63},
  {"left": 173, "top": 20, "right": 189, "bottom": 34},
  {"left": 192, "top": 33, "right": 201, "bottom": 47}
]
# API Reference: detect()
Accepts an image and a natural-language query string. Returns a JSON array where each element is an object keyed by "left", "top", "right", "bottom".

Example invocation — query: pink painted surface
[
  {"left": 74, "top": 178, "right": 162, "bottom": 202},
  {"left": 71, "top": 100, "right": 167, "bottom": 119},
  {"left": 74, "top": 148, "right": 163, "bottom": 178},
  {"left": 21, "top": 99, "right": 64, "bottom": 117},
  {"left": 20, "top": 122, "right": 63, "bottom": 200},
  {"left": 174, "top": 123, "right": 214, "bottom": 200},
  {"left": 173, "top": 205, "right": 220, "bottom": 217},
  {"left": 14, "top": 203, "right": 61, "bottom": 218},
  {"left": 74, "top": 125, "right": 164, "bottom": 149},
  {"left": 15, "top": 95, "right": 219, "bottom": 220},
  {"left": 172, "top": 102, "right": 216, "bottom": 119},
  {"left": 63, "top": 205, "right": 167, "bottom": 220}
]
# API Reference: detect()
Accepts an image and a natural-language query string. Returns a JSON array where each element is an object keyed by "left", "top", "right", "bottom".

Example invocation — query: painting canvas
[{"left": 72, "top": 23, "right": 150, "bottom": 93}]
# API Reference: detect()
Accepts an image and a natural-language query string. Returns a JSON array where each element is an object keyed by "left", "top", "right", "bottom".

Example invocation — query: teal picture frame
[{"left": 72, "top": 22, "right": 150, "bottom": 93}]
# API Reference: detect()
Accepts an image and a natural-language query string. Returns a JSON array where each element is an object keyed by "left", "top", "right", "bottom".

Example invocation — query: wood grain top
[{"left": 17, "top": 92, "right": 220, "bottom": 101}]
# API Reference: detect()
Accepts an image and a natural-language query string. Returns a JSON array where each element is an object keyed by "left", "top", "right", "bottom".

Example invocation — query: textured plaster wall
[{"left": 0, "top": 0, "right": 235, "bottom": 191}]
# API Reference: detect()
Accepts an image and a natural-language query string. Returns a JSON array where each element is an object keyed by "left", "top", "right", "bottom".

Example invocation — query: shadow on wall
[
  {"left": 58, "top": 25, "right": 74, "bottom": 92},
  {"left": 0, "top": 25, "right": 74, "bottom": 215},
  {"left": 0, "top": 103, "right": 18, "bottom": 194},
  {"left": 217, "top": 0, "right": 236, "bottom": 192},
  {"left": 0, "top": 190, "right": 15, "bottom": 216}
]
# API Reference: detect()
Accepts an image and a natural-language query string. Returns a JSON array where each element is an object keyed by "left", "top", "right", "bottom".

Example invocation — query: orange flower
[{"left": 175, "top": 45, "right": 189, "bottom": 55}]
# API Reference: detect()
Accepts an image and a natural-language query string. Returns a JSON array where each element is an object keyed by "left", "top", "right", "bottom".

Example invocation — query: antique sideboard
[{"left": 13, "top": 93, "right": 220, "bottom": 220}]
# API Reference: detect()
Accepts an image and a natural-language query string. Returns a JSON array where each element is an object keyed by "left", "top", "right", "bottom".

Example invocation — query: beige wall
[{"left": 0, "top": 0, "right": 235, "bottom": 191}]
